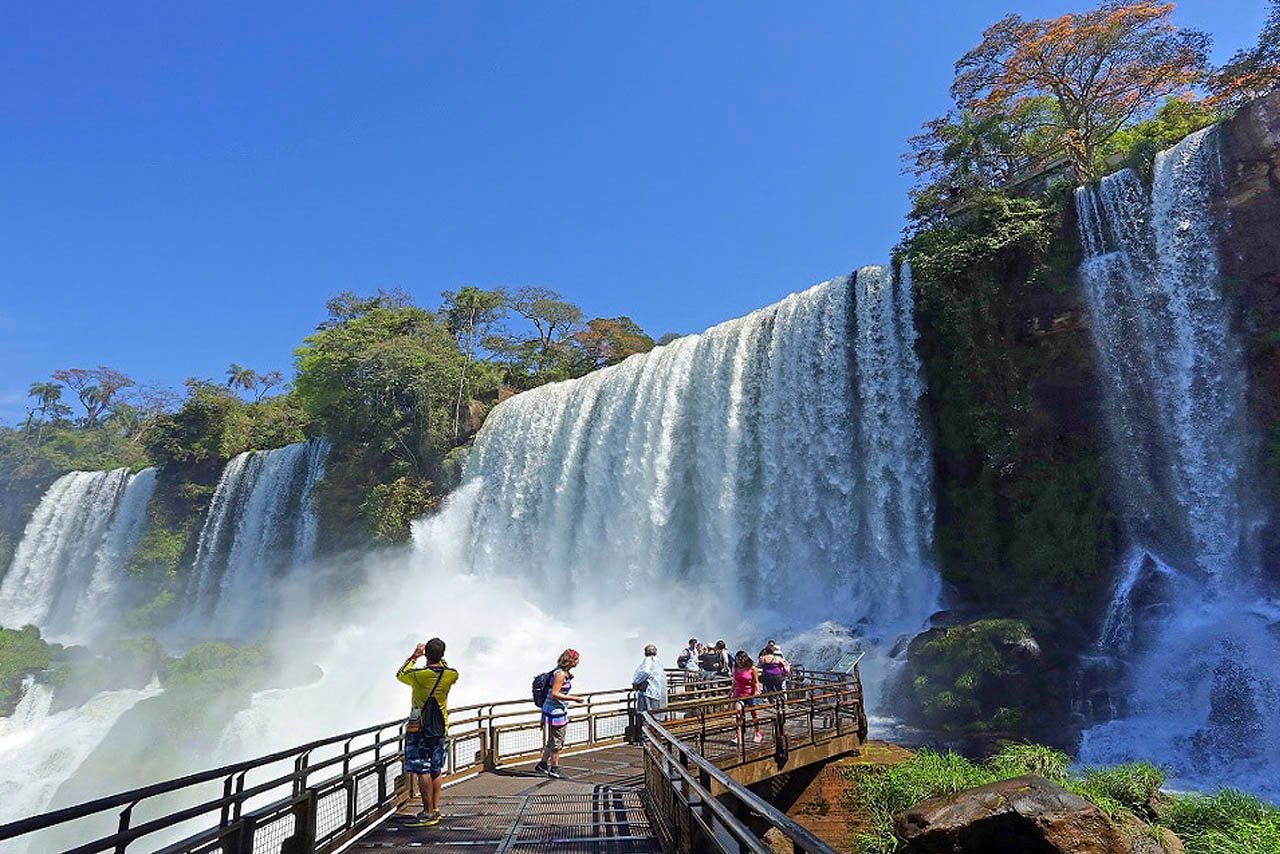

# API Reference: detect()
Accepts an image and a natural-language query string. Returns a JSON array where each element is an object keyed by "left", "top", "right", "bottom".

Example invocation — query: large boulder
[{"left": 894, "top": 774, "right": 1132, "bottom": 853}]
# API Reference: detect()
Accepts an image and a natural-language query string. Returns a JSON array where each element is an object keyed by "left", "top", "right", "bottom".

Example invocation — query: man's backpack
[
  {"left": 532, "top": 670, "right": 555, "bottom": 707},
  {"left": 420, "top": 668, "right": 447, "bottom": 741}
]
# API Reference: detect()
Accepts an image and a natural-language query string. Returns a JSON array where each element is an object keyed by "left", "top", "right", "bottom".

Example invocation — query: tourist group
[{"left": 392, "top": 636, "right": 790, "bottom": 826}]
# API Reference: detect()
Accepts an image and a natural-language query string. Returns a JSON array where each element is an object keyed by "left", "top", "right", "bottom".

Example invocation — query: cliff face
[
  {"left": 1219, "top": 90, "right": 1280, "bottom": 578},
  {"left": 904, "top": 91, "right": 1280, "bottom": 741}
]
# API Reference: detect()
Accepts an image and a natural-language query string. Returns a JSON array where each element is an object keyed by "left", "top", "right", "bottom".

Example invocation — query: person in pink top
[{"left": 731, "top": 650, "right": 763, "bottom": 744}]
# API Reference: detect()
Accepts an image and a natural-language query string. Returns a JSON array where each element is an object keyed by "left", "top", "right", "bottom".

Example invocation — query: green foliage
[
  {"left": 294, "top": 292, "right": 465, "bottom": 542},
  {"left": 844, "top": 746, "right": 1275, "bottom": 854},
  {"left": 122, "top": 590, "right": 178, "bottom": 631},
  {"left": 0, "top": 624, "right": 53, "bottom": 715},
  {"left": 1163, "top": 789, "right": 1280, "bottom": 854},
  {"left": 144, "top": 379, "right": 306, "bottom": 468},
  {"left": 848, "top": 749, "right": 998, "bottom": 853},
  {"left": 910, "top": 187, "right": 1116, "bottom": 625},
  {"left": 907, "top": 619, "right": 1036, "bottom": 730},
  {"left": 365, "top": 476, "right": 440, "bottom": 542},
  {"left": 986, "top": 742, "right": 1071, "bottom": 785},
  {"left": 1104, "top": 98, "right": 1219, "bottom": 183},
  {"left": 1071, "top": 762, "right": 1166, "bottom": 819},
  {"left": 48, "top": 635, "right": 167, "bottom": 712}
]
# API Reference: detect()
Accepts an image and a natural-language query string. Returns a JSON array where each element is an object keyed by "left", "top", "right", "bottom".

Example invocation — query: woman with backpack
[
  {"left": 758, "top": 643, "right": 790, "bottom": 695},
  {"left": 535, "top": 649, "right": 582, "bottom": 779},
  {"left": 731, "top": 650, "right": 763, "bottom": 745}
]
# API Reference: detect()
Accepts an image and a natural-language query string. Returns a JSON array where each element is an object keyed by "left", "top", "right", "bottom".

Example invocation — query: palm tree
[
  {"left": 225, "top": 364, "right": 257, "bottom": 397},
  {"left": 26, "top": 381, "right": 65, "bottom": 443}
]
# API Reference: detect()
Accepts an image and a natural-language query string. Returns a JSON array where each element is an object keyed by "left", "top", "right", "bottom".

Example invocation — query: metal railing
[
  {"left": 642, "top": 662, "right": 866, "bottom": 854},
  {"left": 0, "top": 686, "right": 636, "bottom": 854},
  {"left": 1, "top": 663, "right": 866, "bottom": 854}
]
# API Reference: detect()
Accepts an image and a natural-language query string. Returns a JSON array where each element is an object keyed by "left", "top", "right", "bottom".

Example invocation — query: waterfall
[
  {"left": 456, "top": 271, "right": 938, "bottom": 638},
  {"left": 0, "top": 468, "right": 157, "bottom": 642},
  {"left": 1075, "top": 126, "right": 1280, "bottom": 796},
  {"left": 184, "top": 439, "right": 331, "bottom": 636},
  {"left": 0, "top": 679, "right": 161, "bottom": 852}
]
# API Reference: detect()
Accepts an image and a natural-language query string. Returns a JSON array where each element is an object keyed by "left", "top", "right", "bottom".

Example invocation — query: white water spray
[{"left": 0, "top": 679, "right": 161, "bottom": 851}]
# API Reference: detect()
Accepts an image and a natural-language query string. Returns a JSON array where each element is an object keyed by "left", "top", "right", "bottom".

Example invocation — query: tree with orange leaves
[
  {"left": 952, "top": 0, "right": 1210, "bottom": 182},
  {"left": 1207, "top": 0, "right": 1279, "bottom": 110}
]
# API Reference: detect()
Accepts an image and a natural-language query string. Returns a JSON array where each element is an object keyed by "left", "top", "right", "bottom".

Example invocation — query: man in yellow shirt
[{"left": 396, "top": 637, "right": 458, "bottom": 825}]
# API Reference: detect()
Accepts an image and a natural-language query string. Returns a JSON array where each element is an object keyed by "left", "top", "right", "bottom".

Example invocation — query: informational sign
[{"left": 833, "top": 651, "right": 864, "bottom": 674}]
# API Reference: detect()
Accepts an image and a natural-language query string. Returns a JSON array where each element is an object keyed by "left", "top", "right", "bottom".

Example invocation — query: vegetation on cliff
[
  {"left": 1, "top": 283, "right": 664, "bottom": 589},
  {"left": 846, "top": 744, "right": 1280, "bottom": 853},
  {"left": 0, "top": 625, "right": 53, "bottom": 716}
]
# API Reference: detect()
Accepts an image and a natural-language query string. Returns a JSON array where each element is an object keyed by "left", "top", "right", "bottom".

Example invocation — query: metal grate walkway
[{"left": 349, "top": 746, "right": 662, "bottom": 853}]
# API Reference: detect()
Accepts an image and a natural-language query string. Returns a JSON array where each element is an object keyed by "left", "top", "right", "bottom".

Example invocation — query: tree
[
  {"left": 657, "top": 333, "right": 684, "bottom": 346},
  {"left": 51, "top": 366, "right": 136, "bottom": 427},
  {"left": 573, "top": 317, "right": 656, "bottom": 372},
  {"left": 441, "top": 287, "right": 507, "bottom": 440},
  {"left": 1207, "top": 0, "right": 1280, "bottom": 110},
  {"left": 225, "top": 364, "right": 257, "bottom": 396},
  {"left": 227, "top": 364, "right": 285, "bottom": 401},
  {"left": 295, "top": 293, "right": 463, "bottom": 476},
  {"left": 253, "top": 370, "right": 284, "bottom": 402},
  {"left": 952, "top": 1, "right": 1210, "bottom": 181},
  {"left": 509, "top": 287, "right": 583, "bottom": 351},
  {"left": 24, "top": 381, "right": 70, "bottom": 442}
]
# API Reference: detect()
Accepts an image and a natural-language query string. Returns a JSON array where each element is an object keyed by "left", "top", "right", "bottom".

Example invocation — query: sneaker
[
  {"left": 753, "top": 731, "right": 763, "bottom": 744},
  {"left": 406, "top": 812, "right": 441, "bottom": 827},
  {"left": 547, "top": 766, "right": 567, "bottom": 780},
  {"left": 533, "top": 761, "right": 550, "bottom": 776}
]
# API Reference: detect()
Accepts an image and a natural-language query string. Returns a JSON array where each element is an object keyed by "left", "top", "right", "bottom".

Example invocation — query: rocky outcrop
[
  {"left": 1219, "top": 90, "right": 1280, "bottom": 578},
  {"left": 895, "top": 774, "right": 1136, "bottom": 853},
  {"left": 896, "top": 620, "right": 1078, "bottom": 747}
]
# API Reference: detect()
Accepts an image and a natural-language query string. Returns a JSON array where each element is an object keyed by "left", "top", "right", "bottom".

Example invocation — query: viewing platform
[{"left": 0, "top": 664, "right": 869, "bottom": 854}]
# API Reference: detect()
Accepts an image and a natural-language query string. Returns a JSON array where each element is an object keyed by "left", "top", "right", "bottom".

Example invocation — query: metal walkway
[
  {"left": 0, "top": 664, "right": 866, "bottom": 854},
  {"left": 351, "top": 746, "right": 659, "bottom": 853}
]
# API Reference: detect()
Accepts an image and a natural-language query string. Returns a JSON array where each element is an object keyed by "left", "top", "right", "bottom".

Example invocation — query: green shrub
[
  {"left": 986, "top": 742, "right": 1071, "bottom": 784},
  {"left": 1070, "top": 762, "right": 1166, "bottom": 818},
  {"left": 1163, "top": 788, "right": 1280, "bottom": 853},
  {"left": 0, "top": 625, "right": 53, "bottom": 715},
  {"left": 848, "top": 750, "right": 999, "bottom": 852}
]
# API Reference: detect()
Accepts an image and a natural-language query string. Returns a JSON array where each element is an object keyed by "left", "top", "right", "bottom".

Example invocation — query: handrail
[
  {"left": 1, "top": 665, "right": 865, "bottom": 854},
  {"left": 0, "top": 717, "right": 403, "bottom": 841},
  {"left": 641, "top": 710, "right": 833, "bottom": 854}
]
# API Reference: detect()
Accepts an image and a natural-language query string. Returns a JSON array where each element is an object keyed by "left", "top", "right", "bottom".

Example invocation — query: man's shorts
[{"left": 404, "top": 729, "right": 448, "bottom": 778}]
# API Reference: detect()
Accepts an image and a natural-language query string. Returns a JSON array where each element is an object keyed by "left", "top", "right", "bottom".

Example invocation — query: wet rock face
[
  {"left": 894, "top": 774, "right": 1132, "bottom": 853},
  {"left": 1219, "top": 90, "right": 1280, "bottom": 579},
  {"left": 1189, "top": 640, "right": 1265, "bottom": 768}
]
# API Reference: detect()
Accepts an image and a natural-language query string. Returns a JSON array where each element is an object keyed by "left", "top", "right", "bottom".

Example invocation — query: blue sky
[{"left": 0, "top": 1, "right": 1265, "bottom": 424}]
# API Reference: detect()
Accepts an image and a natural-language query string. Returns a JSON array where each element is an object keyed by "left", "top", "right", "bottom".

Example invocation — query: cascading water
[
  {"left": 453, "top": 270, "right": 938, "bottom": 677},
  {"left": 184, "top": 438, "right": 331, "bottom": 637},
  {"left": 218, "top": 269, "right": 941, "bottom": 771},
  {"left": 0, "top": 467, "right": 157, "bottom": 642},
  {"left": 0, "top": 677, "right": 161, "bottom": 851},
  {"left": 1075, "top": 126, "right": 1280, "bottom": 796}
]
